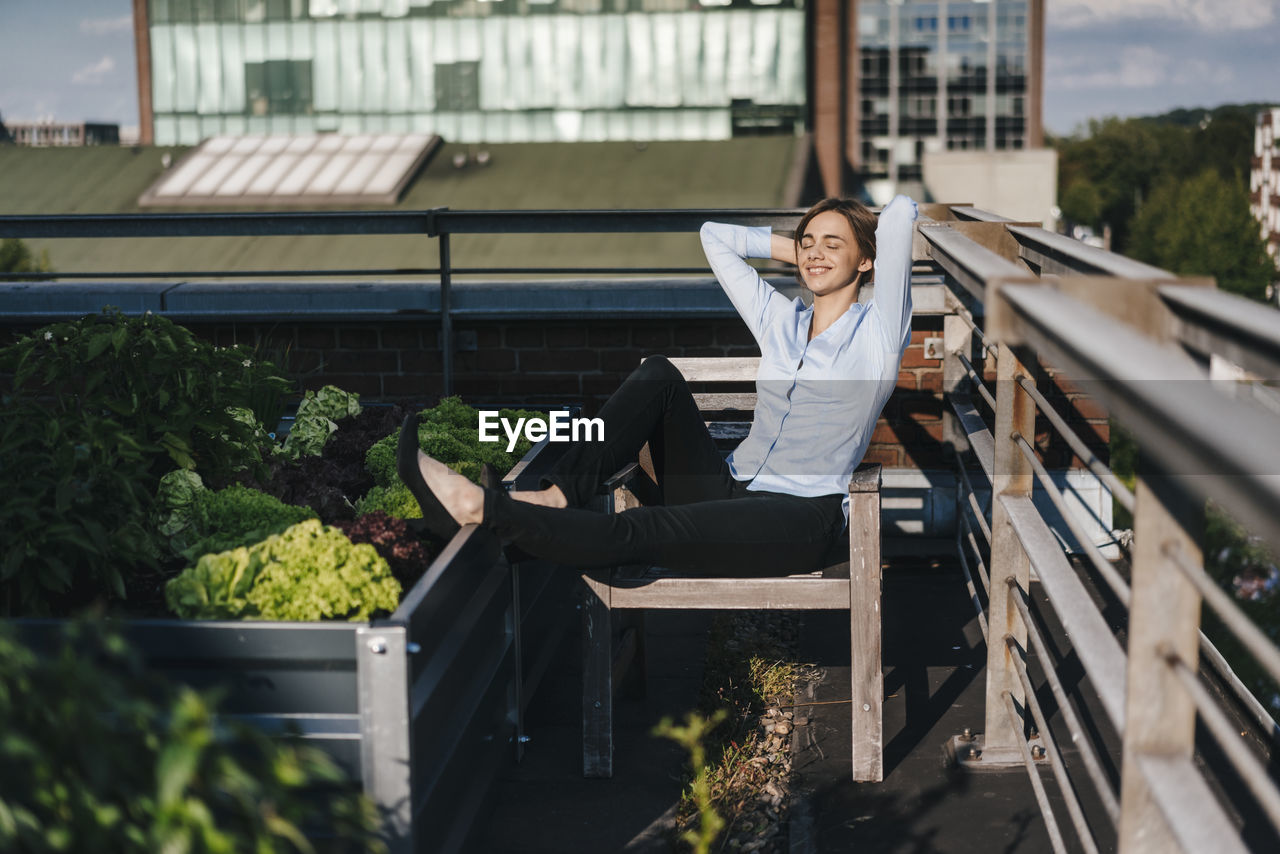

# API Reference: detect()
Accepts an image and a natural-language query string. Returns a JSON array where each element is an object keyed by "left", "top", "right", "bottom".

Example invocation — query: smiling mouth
[{"left": 806, "top": 266, "right": 831, "bottom": 276}]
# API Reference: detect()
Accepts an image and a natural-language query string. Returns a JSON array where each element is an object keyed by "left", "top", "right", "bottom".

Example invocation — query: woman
[{"left": 398, "top": 194, "right": 918, "bottom": 575}]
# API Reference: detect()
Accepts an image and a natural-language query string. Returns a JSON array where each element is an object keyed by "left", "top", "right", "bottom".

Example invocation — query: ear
[{"left": 857, "top": 257, "right": 873, "bottom": 273}]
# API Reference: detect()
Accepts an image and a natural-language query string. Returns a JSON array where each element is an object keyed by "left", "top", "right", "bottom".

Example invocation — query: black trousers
[{"left": 481, "top": 356, "right": 846, "bottom": 575}]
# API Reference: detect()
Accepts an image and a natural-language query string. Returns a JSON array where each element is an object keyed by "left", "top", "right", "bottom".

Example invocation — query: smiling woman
[{"left": 394, "top": 194, "right": 918, "bottom": 577}]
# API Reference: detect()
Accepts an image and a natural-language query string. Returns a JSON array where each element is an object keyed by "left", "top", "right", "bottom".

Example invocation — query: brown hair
[{"left": 793, "top": 198, "right": 878, "bottom": 286}]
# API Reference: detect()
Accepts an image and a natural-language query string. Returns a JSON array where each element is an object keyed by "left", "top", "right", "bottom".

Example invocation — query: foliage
[
  {"left": 1129, "top": 169, "right": 1276, "bottom": 301},
  {"left": 334, "top": 511, "right": 436, "bottom": 591},
  {"left": 165, "top": 519, "right": 401, "bottom": 622},
  {"left": 282, "top": 386, "right": 362, "bottom": 461},
  {"left": 154, "top": 471, "right": 316, "bottom": 562},
  {"left": 0, "top": 620, "right": 383, "bottom": 853},
  {"left": 365, "top": 397, "right": 547, "bottom": 487},
  {"left": 0, "top": 237, "right": 52, "bottom": 274},
  {"left": 1054, "top": 105, "right": 1277, "bottom": 267},
  {"left": 1, "top": 309, "right": 290, "bottom": 485},
  {"left": 353, "top": 484, "right": 422, "bottom": 520},
  {"left": 0, "top": 394, "right": 160, "bottom": 616},
  {"left": 238, "top": 404, "right": 410, "bottom": 524},
  {"left": 653, "top": 710, "right": 728, "bottom": 854}
]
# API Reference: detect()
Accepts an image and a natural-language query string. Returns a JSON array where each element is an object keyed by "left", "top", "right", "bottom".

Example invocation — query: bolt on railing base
[{"left": 944, "top": 732, "right": 1050, "bottom": 771}]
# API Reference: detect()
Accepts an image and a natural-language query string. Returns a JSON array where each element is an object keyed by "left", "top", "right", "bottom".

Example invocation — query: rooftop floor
[{"left": 476, "top": 561, "right": 1119, "bottom": 853}]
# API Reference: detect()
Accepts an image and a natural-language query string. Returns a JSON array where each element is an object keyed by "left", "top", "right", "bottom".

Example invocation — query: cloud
[
  {"left": 1051, "top": 0, "right": 1275, "bottom": 32},
  {"left": 1049, "top": 44, "right": 1239, "bottom": 92},
  {"left": 71, "top": 56, "right": 116, "bottom": 85},
  {"left": 80, "top": 16, "right": 134, "bottom": 36}
]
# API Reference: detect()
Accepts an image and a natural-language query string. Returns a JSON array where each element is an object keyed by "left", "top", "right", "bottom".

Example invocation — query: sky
[{"left": 0, "top": 0, "right": 1277, "bottom": 138}]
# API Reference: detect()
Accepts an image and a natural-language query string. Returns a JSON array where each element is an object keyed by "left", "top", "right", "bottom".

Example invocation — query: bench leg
[
  {"left": 582, "top": 578, "right": 613, "bottom": 777},
  {"left": 849, "top": 491, "right": 883, "bottom": 782}
]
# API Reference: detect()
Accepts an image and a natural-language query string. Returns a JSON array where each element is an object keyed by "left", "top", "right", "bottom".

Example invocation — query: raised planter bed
[{"left": 11, "top": 438, "right": 575, "bottom": 854}]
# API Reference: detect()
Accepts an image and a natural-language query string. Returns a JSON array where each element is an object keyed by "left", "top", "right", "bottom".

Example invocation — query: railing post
[
  {"left": 439, "top": 230, "right": 453, "bottom": 398},
  {"left": 982, "top": 342, "right": 1035, "bottom": 762},
  {"left": 1117, "top": 477, "right": 1203, "bottom": 853}
]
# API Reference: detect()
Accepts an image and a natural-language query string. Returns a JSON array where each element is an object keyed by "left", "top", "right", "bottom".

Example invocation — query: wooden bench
[{"left": 580, "top": 357, "right": 884, "bottom": 781}]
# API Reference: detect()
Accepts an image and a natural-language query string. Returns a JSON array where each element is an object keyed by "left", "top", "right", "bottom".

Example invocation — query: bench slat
[
  {"left": 692, "top": 392, "right": 757, "bottom": 411},
  {"left": 584, "top": 575, "right": 850, "bottom": 610},
  {"left": 668, "top": 356, "right": 760, "bottom": 382}
]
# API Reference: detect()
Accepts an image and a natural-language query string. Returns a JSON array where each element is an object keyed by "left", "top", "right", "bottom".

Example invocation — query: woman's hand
[{"left": 770, "top": 232, "right": 797, "bottom": 266}]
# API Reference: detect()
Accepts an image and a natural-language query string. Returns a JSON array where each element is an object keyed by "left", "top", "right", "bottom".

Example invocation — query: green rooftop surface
[{"left": 0, "top": 138, "right": 799, "bottom": 275}]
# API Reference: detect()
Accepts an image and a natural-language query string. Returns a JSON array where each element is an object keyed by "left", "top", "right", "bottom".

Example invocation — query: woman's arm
[
  {"left": 871, "top": 195, "right": 918, "bottom": 353},
  {"left": 700, "top": 222, "right": 790, "bottom": 342},
  {"left": 770, "top": 232, "right": 797, "bottom": 267}
]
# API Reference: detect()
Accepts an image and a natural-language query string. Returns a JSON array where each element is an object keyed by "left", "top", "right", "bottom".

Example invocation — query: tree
[
  {"left": 1129, "top": 169, "right": 1275, "bottom": 302},
  {"left": 0, "top": 237, "right": 52, "bottom": 274}
]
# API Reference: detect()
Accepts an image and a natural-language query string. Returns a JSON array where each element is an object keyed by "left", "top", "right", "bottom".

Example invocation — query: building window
[
  {"left": 244, "top": 59, "right": 313, "bottom": 115},
  {"left": 435, "top": 61, "right": 481, "bottom": 112}
]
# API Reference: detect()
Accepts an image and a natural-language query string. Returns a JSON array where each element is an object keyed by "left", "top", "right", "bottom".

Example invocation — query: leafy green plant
[
  {"left": 0, "top": 394, "right": 160, "bottom": 616},
  {"left": 282, "top": 385, "right": 362, "bottom": 461},
  {"left": 166, "top": 519, "right": 401, "bottom": 622},
  {"left": 154, "top": 470, "right": 317, "bottom": 562},
  {"left": 1, "top": 309, "right": 290, "bottom": 484},
  {"left": 354, "top": 483, "right": 422, "bottom": 520},
  {"left": 0, "top": 237, "right": 52, "bottom": 274},
  {"left": 365, "top": 397, "right": 547, "bottom": 486},
  {"left": 0, "top": 619, "right": 383, "bottom": 853},
  {"left": 653, "top": 710, "right": 729, "bottom": 854}
]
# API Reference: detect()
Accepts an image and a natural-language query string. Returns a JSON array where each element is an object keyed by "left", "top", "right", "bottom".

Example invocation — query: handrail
[{"left": 927, "top": 211, "right": 1280, "bottom": 853}]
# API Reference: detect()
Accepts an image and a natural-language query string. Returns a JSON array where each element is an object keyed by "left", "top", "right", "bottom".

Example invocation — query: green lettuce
[{"left": 165, "top": 519, "right": 401, "bottom": 622}]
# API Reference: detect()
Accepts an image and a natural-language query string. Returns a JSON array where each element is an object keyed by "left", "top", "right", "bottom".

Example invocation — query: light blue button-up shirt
[{"left": 699, "top": 194, "right": 918, "bottom": 521}]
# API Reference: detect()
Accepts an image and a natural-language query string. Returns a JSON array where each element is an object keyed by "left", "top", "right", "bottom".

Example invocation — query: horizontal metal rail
[
  {"left": 920, "top": 223, "right": 1032, "bottom": 304},
  {"left": 1015, "top": 374, "right": 1136, "bottom": 515},
  {"left": 1010, "top": 581, "right": 1122, "bottom": 824},
  {"left": 1001, "top": 690, "right": 1070, "bottom": 854},
  {"left": 1005, "top": 631, "right": 1103, "bottom": 854},
  {"left": 1007, "top": 226, "right": 1172, "bottom": 279},
  {"left": 1012, "top": 433, "right": 1132, "bottom": 607},
  {"left": 957, "top": 352, "right": 997, "bottom": 411},
  {"left": 0, "top": 265, "right": 801, "bottom": 281},
  {"left": 1136, "top": 754, "right": 1251, "bottom": 854},
  {"left": 950, "top": 299, "right": 994, "bottom": 358},
  {"left": 1000, "top": 494, "right": 1129, "bottom": 734},
  {"left": 0, "top": 208, "right": 807, "bottom": 240},
  {"left": 955, "top": 461, "right": 993, "bottom": 544},
  {"left": 1163, "top": 649, "right": 1280, "bottom": 838},
  {"left": 955, "top": 531, "right": 989, "bottom": 643},
  {"left": 949, "top": 393, "right": 996, "bottom": 481},
  {"left": 1165, "top": 544, "right": 1280, "bottom": 693},
  {"left": 1000, "top": 284, "right": 1280, "bottom": 553},
  {"left": 1160, "top": 284, "right": 1280, "bottom": 381}
]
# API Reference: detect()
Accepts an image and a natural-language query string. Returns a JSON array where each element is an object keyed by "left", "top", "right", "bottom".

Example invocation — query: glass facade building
[
  {"left": 856, "top": 0, "right": 1035, "bottom": 185},
  {"left": 141, "top": 0, "right": 807, "bottom": 146}
]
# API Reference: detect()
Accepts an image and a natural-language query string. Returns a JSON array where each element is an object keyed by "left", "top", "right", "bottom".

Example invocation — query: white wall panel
[{"left": 362, "top": 21, "right": 387, "bottom": 112}]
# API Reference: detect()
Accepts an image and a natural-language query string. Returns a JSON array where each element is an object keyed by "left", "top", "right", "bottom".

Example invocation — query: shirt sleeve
[
  {"left": 871, "top": 194, "right": 919, "bottom": 353},
  {"left": 700, "top": 221, "right": 791, "bottom": 344}
]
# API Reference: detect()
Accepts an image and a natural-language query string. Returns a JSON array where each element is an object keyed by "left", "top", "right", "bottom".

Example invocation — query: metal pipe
[
  {"left": 955, "top": 461, "right": 993, "bottom": 544},
  {"left": 1012, "top": 433, "right": 1132, "bottom": 608},
  {"left": 0, "top": 265, "right": 804, "bottom": 280},
  {"left": 955, "top": 523, "right": 990, "bottom": 642},
  {"left": 1015, "top": 374, "right": 1136, "bottom": 514},
  {"left": 949, "top": 300, "right": 994, "bottom": 359},
  {"left": 958, "top": 508, "right": 992, "bottom": 594},
  {"left": 1198, "top": 630, "right": 1280, "bottom": 747},
  {"left": 1162, "top": 648, "right": 1280, "bottom": 838},
  {"left": 1001, "top": 690, "right": 1070, "bottom": 854},
  {"left": 1004, "top": 633, "right": 1104, "bottom": 854},
  {"left": 1009, "top": 581, "right": 1122, "bottom": 823},
  {"left": 957, "top": 352, "right": 997, "bottom": 411},
  {"left": 1165, "top": 543, "right": 1280, "bottom": 694}
]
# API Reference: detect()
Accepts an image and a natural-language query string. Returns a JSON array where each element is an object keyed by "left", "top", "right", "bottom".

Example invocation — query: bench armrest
[
  {"left": 848, "top": 462, "right": 882, "bottom": 494},
  {"left": 602, "top": 462, "right": 662, "bottom": 508}
]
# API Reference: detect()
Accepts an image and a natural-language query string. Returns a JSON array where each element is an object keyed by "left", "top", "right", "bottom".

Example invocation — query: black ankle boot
[{"left": 397, "top": 413, "right": 460, "bottom": 540}]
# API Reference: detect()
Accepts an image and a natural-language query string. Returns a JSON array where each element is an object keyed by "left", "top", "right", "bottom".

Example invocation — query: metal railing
[
  {"left": 925, "top": 208, "right": 1280, "bottom": 853},
  {"left": 0, "top": 208, "right": 807, "bottom": 397}
]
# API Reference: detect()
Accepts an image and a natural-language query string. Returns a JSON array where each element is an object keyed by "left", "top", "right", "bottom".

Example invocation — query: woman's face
[{"left": 798, "top": 210, "right": 873, "bottom": 297}]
